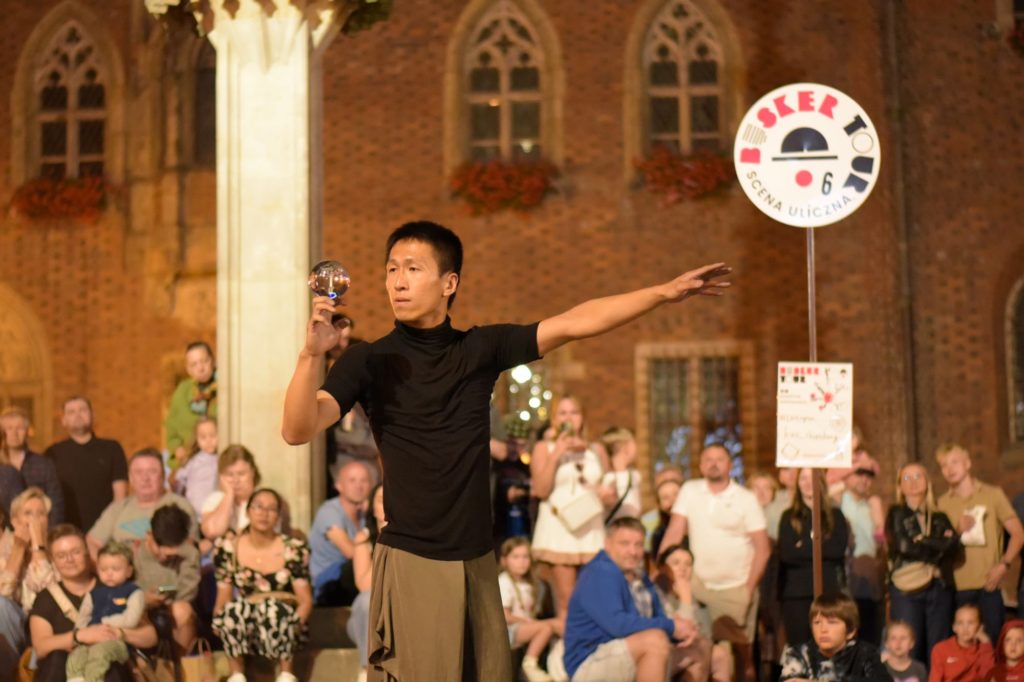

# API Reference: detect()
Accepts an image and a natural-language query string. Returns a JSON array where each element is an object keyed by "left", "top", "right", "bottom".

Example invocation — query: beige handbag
[
  {"left": 891, "top": 561, "right": 935, "bottom": 593},
  {"left": 552, "top": 489, "right": 604, "bottom": 532}
]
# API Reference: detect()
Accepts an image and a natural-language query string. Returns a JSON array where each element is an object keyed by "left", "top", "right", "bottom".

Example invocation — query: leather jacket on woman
[{"left": 885, "top": 503, "right": 959, "bottom": 587}]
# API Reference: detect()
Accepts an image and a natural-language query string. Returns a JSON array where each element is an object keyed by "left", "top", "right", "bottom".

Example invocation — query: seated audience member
[
  {"left": 779, "top": 592, "right": 888, "bottom": 681},
  {"left": 778, "top": 468, "right": 850, "bottom": 645},
  {"left": 564, "top": 517, "right": 698, "bottom": 682},
  {"left": 165, "top": 341, "right": 217, "bottom": 470},
  {"left": 45, "top": 396, "right": 128, "bottom": 533},
  {"left": 30, "top": 525, "right": 158, "bottom": 682},
  {"left": 309, "top": 461, "right": 370, "bottom": 606},
  {"left": 656, "top": 544, "right": 731, "bottom": 681},
  {"left": 930, "top": 603, "right": 995, "bottom": 682},
  {"left": 886, "top": 462, "right": 958, "bottom": 663},
  {"left": 347, "top": 484, "right": 384, "bottom": 682},
  {"left": 213, "top": 488, "right": 312, "bottom": 682},
  {"left": 883, "top": 620, "right": 928, "bottom": 682},
  {"left": 499, "top": 536, "right": 560, "bottom": 682},
  {"left": 600, "top": 427, "right": 643, "bottom": 522},
  {"left": 87, "top": 448, "right": 196, "bottom": 558},
  {"left": 134, "top": 504, "right": 200, "bottom": 654},
  {"left": 1, "top": 407, "right": 64, "bottom": 524},
  {"left": 201, "top": 445, "right": 288, "bottom": 541},
  {"left": 66, "top": 541, "right": 144, "bottom": 682},
  {"left": 0, "top": 487, "right": 58, "bottom": 677},
  {"left": 639, "top": 466, "right": 684, "bottom": 558},
  {"left": 170, "top": 416, "right": 220, "bottom": 515},
  {"left": 989, "top": 620, "right": 1024, "bottom": 682}
]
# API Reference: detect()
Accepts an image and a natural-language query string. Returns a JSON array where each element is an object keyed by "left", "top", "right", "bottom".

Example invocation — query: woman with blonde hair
[
  {"left": 201, "top": 444, "right": 290, "bottom": 541},
  {"left": 885, "top": 461, "right": 958, "bottom": 663},
  {"left": 530, "top": 395, "right": 615, "bottom": 617}
]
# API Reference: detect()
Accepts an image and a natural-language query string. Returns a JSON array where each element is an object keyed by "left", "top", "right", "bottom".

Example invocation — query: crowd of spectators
[{"left": 4, "top": 330, "right": 1024, "bottom": 682}]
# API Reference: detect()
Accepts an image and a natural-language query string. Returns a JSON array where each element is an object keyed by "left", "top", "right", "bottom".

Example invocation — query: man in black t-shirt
[
  {"left": 43, "top": 396, "right": 128, "bottom": 532},
  {"left": 282, "top": 220, "right": 729, "bottom": 681}
]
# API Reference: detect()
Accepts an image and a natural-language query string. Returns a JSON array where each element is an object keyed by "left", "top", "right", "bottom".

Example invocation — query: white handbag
[{"left": 552, "top": 489, "right": 604, "bottom": 532}]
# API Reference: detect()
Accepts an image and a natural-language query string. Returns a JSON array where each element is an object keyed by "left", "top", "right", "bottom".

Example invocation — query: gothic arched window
[
  {"left": 34, "top": 21, "right": 107, "bottom": 178},
  {"left": 1008, "top": 279, "right": 1024, "bottom": 443}
]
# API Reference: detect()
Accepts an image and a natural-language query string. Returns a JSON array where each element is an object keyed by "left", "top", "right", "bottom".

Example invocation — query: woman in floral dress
[{"left": 212, "top": 488, "right": 312, "bottom": 682}]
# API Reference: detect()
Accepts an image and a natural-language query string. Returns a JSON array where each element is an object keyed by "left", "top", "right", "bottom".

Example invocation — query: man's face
[
  {"left": 61, "top": 399, "right": 93, "bottom": 436},
  {"left": 129, "top": 456, "right": 165, "bottom": 500},
  {"left": 953, "top": 607, "right": 981, "bottom": 645},
  {"left": 812, "top": 614, "right": 852, "bottom": 657},
  {"left": 336, "top": 462, "right": 371, "bottom": 505},
  {"left": 385, "top": 239, "right": 457, "bottom": 326},
  {"left": 333, "top": 324, "right": 352, "bottom": 354},
  {"left": 0, "top": 414, "right": 29, "bottom": 449},
  {"left": 185, "top": 347, "right": 215, "bottom": 383},
  {"left": 605, "top": 527, "right": 645, "bottom": 576},
  {"left": 939, "top": 448, "right": 971, "bottom": 486},
  {"left": 699, "top": 446, "right": 731, "bottom": 483},
  {"left": 847, "top": 470, "right": 874, "bottom": 497}
]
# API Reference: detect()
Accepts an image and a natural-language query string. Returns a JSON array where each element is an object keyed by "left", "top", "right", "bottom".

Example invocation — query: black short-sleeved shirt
[
  {"left": 30, "top": 582, "right": 83, "bottom": 682},
  {"left": 45, "top": 436, "right": 128, "bottom": 531},
  {"left": 322, "top": 318, "right": 540, "bottom": 560}
]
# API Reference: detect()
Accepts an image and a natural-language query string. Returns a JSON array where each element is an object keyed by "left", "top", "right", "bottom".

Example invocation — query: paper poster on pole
[{"left": 776, "top": 362, "right": 853, "bottom": 468}]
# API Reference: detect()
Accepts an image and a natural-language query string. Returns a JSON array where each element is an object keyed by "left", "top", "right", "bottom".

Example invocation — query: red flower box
[
  {"left": 10, "top": 176, "right": 108, "bottom": 222},
  {"left": 450, "top": 158, "right": 559, "bottom": 216},
  {"left": 634, "top": 146, "right": 733, "bottom": 205}
]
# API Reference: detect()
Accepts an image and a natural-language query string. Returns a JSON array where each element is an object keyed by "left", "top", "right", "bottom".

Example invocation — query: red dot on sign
[{"left": 795, "top": 170, "right": 813, "bottom": 187}]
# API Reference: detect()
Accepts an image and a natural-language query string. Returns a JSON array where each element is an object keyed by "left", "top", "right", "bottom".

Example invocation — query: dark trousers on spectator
[
  {"left": 956, "top": 587, "right": 1004, "bottom": 644},
  {"left": 781, "top": 598, "right": 812, "bottom": 646},
  {"left": 890, "top": 581, "right": 954, "bottom": 665},
  {"left": 854, "top": 598, "right": 882, "bottom": 645}
]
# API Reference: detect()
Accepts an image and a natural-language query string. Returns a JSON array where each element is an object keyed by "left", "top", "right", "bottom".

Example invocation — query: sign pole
[{"left": 807, "top": 229, "right": 824, "bottom": 597}]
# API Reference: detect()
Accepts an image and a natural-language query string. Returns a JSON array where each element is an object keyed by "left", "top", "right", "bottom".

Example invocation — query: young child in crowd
[
  {"left": 67, "top": 541, "right": 145, "bottom": 682},
  {"left": 989, "top": 620, "right": 1024, "bottom": 682},
  {"left": 171, "top": 416, "right": 219, "bottom": 513},
  {"left": 883, "top": 620, "right": 927, "bottom": 682},
  {"left": 930, "top": 603, "right": 995, "bottom": 681},
  {"left": 165, "top": 341, "right": 217, "bottom": 469},
  {"left": 599, "top": 427, "right": 642, "bottom": 521},
  {"left": 498, "top": 536, "right": 561, "bottom": 682},
  {"left": 779, "top": 592, "right": 889, "bottom": 681}
]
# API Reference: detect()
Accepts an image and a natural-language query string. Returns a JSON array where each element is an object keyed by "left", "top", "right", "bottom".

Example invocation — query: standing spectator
[
  {"left": 0, "top": 407, "right": 63, "bottom": 524},
  {"left": 45, "top": 396, "right": 128, "bottom": 532},
  {"left": 840, "top": 452, "right": 885, "bottom": 644},
  {"left": 929, "top": 603, "right": 995, "bottom": 681},
  {"left": 600, "top": 427, "right": 643, "bottom": 523},
  {"left": 564, "top": 517, "right": 696, "bottom": 682},
  {"left": 640, "top": 466, "right": 684, "bottom": 558},
  {"left": 936, "top": 443, "right": 1024, "bottom": 642},
  {"left": 748, "top": 471, "right": 778, "bottom": 508},
  {"left": 659, "top": 444, "right": 770, "bottom": 680},
  {"left": 87, "top": 448, "right": 195, "bottom": 558},
  {"left": 212, "top": 489, "right": 312, "bottom": 682},
  {"left": 531, "top": 395, "right": 614, "bottom": 617},
  {"left": 165, "top": 341, "right": 218, "bottom": 470},
  {"left": 764, "top": 468, "right": 797, "bottom": 542},
  {"left": 778, "top": 468, "right": 850, "bottom": 646},
  {"left": 133, "top": 504, "right": 200, "bottom": 654},
  {"left": 0, "top": 487, "right": 58, "bottom": 677},
  {"left": 29, "top": 525, "right": 158, "bottom": 682},
  {"left": 170, "top": 416, "right": 220, "bottom": 515},
  {"left": 310, "top": 461, "right": 370, "bottom": 606},
  {"left": 886, "top": 462, "right": 958, "bottom": 663},
  {"left": 882, "top": 620, "right": 928, "bottom": 682}
]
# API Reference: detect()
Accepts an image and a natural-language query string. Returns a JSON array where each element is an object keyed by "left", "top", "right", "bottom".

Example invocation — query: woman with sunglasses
[
  {"left": 886, "top": 462, "right": 959, "bottom": 664},
  {"left": 212, "top": 488, "right": 312, "bottom": 682},
  {"left": 530, "top": 395, "right": 616, "bottom": 618}
]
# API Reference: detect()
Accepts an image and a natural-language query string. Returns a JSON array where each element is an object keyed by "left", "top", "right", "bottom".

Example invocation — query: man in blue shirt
[
  {"left": 565, "top": 517, "right": 696, "bottom": 681},
  {"left": 309, "top": 461, "right": 371, "bottom": 605}
]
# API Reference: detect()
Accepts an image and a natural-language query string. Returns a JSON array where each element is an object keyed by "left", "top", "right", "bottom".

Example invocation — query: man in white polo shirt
[{"left": 658, "top": 444, "right": 770, "bottom": 679}]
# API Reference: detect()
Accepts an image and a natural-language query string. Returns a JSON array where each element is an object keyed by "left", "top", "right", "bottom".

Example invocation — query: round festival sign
[{"left": 733, "top": 83, "right": 881, "bottom": 228}]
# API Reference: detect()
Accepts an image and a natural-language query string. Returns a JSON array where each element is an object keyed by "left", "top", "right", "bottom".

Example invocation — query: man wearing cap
[{"left": 840, "top": 450, "right": 885, "bottom": 644}]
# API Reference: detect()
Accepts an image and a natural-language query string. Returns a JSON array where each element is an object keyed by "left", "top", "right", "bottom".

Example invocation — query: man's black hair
[
  {"left": 150, "top": 504, "right": 191, "bottom": 548},
  {"left": 385, "top": 221, "right": 463, "bottom": 308},
  {"left": 186, "top": 340, "right": 214, "bottom": 357}
]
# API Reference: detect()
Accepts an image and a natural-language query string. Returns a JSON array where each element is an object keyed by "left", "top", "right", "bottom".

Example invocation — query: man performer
[{"left": 282, "top": 220, "right": 729, "bottom": 681}]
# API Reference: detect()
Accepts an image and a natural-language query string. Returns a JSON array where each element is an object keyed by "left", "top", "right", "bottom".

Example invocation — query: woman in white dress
[{"left": 530, "top": 396, "right": 615, "bottom": 618}]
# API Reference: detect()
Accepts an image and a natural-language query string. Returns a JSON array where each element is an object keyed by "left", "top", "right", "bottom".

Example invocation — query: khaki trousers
[{"left": 367, "top": 544, "right": 514, "bottom": 682}]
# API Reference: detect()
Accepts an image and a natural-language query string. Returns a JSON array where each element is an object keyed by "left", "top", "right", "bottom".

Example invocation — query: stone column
[{"left": 146, "top": 0, "right": 350, "bottom": 528}]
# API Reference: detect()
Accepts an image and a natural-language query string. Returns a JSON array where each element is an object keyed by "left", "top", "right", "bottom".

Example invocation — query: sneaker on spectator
[
  {"left": 275, "top": 672, "right": 298, "bottom": 682},
  {"left": 522, "top": 655, "right": 553, "bottom": 682},
  {"left": 226, "top": 674, "right": 246, "bottom": 682}
]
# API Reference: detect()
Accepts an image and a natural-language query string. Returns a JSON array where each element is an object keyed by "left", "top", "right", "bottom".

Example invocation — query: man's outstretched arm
[
  {"left": 282, "top": 296, "right": 342, "bottom": 445},
  {"left": 536, "top": 263, "right": 730, "bottom": 356}
]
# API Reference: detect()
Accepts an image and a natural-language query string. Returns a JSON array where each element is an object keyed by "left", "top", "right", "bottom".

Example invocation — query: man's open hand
[{"left": 660, "top": 263, "right": 731, "bottom": 303}]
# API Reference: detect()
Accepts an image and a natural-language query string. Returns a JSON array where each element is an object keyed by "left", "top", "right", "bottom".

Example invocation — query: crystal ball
[{"left": 308, "top": 260, "right": 351, "bottom": 300}]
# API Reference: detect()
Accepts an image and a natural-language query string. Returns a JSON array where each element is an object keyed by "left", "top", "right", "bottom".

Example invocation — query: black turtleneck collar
[{"left": 394, "top": 316, "right": 456, "bottom": 348}]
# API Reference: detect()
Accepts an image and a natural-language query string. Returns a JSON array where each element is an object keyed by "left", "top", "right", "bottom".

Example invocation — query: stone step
[{"left": 209, "top": 648, "right": 361, "bottom": 681}]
